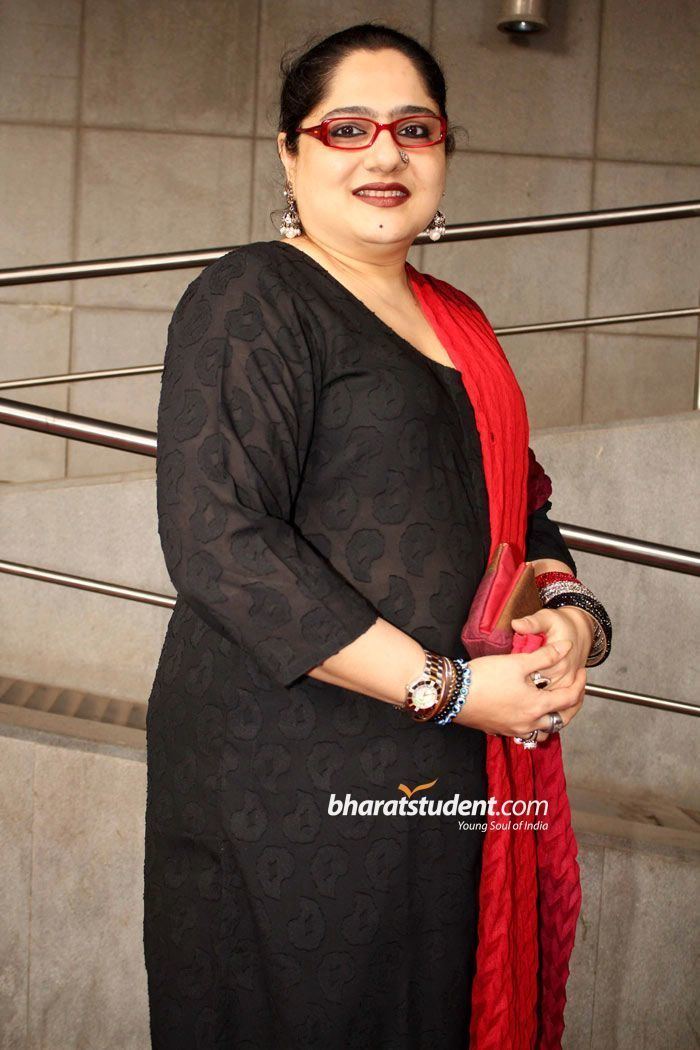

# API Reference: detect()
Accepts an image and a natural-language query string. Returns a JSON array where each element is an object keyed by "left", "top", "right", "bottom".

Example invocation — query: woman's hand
[
  {"left": 506, "top": 603, "right": 593, "bottom": 741},
  {"left": 510, "top": 605, "right": 594, "bottom": 686},
  {"left": 454, "top": 640, "right": 586, "bottom": 739}
]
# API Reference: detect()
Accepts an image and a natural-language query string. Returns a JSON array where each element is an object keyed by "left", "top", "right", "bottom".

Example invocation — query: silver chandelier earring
[
  {"left": 280, "top": 178, "right": 302, "bottom": 238},
  {"left": 425, "top": 207, "right": 446, "bottom": 242},
  {"left": 399, "top": 151, "right": 446, "bottom": 242}
]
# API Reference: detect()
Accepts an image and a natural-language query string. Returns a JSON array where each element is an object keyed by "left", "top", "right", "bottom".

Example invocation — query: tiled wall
[{"left": 1, "top": 0, "right": 698, "bottom": 482}]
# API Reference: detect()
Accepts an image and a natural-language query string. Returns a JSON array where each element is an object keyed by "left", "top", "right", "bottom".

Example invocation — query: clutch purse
[{"left": 461, "top": 542, "right": 544, "bottom": 659}]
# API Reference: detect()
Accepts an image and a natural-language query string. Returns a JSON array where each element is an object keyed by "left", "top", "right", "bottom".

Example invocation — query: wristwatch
[{"left": 402, "top": 649, "right": 445, "bottom": 720}]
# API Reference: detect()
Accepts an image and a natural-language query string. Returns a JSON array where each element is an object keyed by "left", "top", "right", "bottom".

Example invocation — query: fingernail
[{"left": 554, "top": 640, "right": 573, "bottom": 654}]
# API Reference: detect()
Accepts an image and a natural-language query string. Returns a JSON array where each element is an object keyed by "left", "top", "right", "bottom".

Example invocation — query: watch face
[{"left": 413, "top": 682, "right": 438, "bottom": 709}]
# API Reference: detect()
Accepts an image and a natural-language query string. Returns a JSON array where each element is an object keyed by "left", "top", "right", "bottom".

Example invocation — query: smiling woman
[
  {"left": 277, "top": 44, "right": 450, "bottom": 254},
  {"left": 144, "top": 19, "right": 609, "bottom": 1050}
]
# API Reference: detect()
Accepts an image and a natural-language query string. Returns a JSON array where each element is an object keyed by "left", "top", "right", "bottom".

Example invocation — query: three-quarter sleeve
[
  {"left": 523, "top": 448, "right": 577, "bottom": 574},
  {"left": 525, "top": 499, "right": 577, "bottom": 576},
  {"left": 156, "top": 246, "right": 380, "bottom": 688}
]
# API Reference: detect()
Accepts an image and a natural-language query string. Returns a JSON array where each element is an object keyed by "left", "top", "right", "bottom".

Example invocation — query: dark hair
[{"left": 275, "top": 22, "right": 465, "bottom": 161}]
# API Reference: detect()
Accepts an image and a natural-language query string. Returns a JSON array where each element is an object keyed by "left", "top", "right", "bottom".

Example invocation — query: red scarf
[{"left": 406, "top": 262, "right": 582, "bottom": 1050}]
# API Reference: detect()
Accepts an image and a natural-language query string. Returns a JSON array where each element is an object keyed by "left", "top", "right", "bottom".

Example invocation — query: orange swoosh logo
[{"left": 398, "top": 777, "right": 439, "bottom": 799}]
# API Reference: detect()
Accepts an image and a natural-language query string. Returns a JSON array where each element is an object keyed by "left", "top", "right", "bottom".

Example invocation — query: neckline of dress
[{"left": 269, "top": 239, "right": 463, "bottom": 379}]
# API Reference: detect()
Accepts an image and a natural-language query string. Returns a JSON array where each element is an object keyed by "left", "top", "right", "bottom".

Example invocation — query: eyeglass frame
[{"left": 294, "top": 113, "right": 448, "bottom": 150}]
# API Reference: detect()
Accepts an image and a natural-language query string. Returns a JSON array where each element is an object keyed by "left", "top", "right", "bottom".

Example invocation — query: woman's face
[{"left": 278, "top": 48, "right": 447, "bottom": 255}]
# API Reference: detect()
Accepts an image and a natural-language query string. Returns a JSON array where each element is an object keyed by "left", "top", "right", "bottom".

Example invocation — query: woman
[{"left": 144, "top": 22, "right": 611, "bottom": 1050}]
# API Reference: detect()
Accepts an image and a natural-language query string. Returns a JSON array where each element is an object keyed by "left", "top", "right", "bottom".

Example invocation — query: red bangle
[{"left": 534, "top": 570, "right": 578, "bottom": 588}]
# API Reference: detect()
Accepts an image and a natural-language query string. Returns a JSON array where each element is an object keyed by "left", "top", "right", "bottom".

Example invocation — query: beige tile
[
  {"left": 0, "top": 0, "right": 81, "bottom": 123},
  {"left": 82, "top": 0, "right": 257, "bottom": 134},
  {"left": 0, "top": 124, "right": 75, "bottom": 307},
  {"left": 250, "top": 137, "right": 288, "bottom": 243},
  {"left": 255, "top": 1, "right": 433, "bottom": 138},
  {"left": 0, "top": 566, "right": 172, "bottom": 707},
  {"left": 420, "top": 151, "right": 592, "bottom": 328},
  {"left": 531, "top": 409, "right": 698, "bottom": 551},
  {"left": 0, "top": 302, "right": 71, "bottom": 482},
  {"left": 531, "top": 415, "right": 700, "bottom": 804},
  {"left": 583, "top": 332, "right": 696, "bottom": 424},
  {"left": 74, "top": 129, "right": 253, "bottom": 310},
  {"left": 544, "top": 606, "right": 700, "bottom": 807},
  {"left": 501, "top": 330, "right": 584, "bottom": 428},
  {"left": 27, "top": 744, "right": 150, "bottom": 1048},
  {"left": 562, "top": 844, "right": 604, "bottom": 1050},
  {"left": 590, "top": 847, "right": 700, "bottom": 1047},
  {"left": 0, "top": 735, "right": 34, "bottom": 1048},
  {"left": 590, "top": 162, "right": 700, "bottom": 338},
  {"left": 67, "top": 306, "right": 168, "bottom": 477},
  {"left": 0, "top": 473, "right": 173, "bottom": 703},
  {"left": 597, "top": 0, "right": 700, "bottom": 164},
  {"left": 434, "top": 0, "right": 600, "bottom": 157}
]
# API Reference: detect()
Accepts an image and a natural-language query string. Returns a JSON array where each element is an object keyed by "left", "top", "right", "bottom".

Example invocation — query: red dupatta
[{"left": 406, "top": 261, "right": 582, "bottom": 1050}]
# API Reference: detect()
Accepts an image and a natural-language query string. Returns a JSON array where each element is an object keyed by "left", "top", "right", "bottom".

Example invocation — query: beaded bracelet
[
  {"left": 535, "top": 571, "right": 612, "bottom": 667},
  {"left": 398, "top": 653, "right": 472, "bottom": 726},
  {"left": 431, "top": 658, "right": 473, "bottom": 726}
]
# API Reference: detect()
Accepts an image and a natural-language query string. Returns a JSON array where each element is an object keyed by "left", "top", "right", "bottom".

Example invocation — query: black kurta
[{"left": 143, "top": 239, "right": 576, "bottom": 1050}]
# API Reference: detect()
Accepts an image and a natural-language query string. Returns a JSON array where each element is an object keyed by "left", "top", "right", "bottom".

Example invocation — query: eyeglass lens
[{"left": 326, "top": 116, "right": 443, "bottom": 147}]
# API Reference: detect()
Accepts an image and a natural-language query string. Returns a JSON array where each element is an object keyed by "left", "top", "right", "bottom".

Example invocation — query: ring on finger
[
  {"left": 513, "top": 728, "right": 540, "bottom": 749},
  {"left": 514, "top": 709, "right": 566, "bottom": 747},
  {"left": 534, "top": 711, "right": 565, "bottom": 737},
  {"left": 545, "top": 711, "right": 564, "bottom": 734},
  {"left": 529, "top": 670, "right": 551, "bottom": 689}
]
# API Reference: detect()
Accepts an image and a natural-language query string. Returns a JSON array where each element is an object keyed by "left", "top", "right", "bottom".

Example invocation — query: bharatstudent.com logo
[{"left": 327, "top": 778, "right": 549, "bottom": 831}]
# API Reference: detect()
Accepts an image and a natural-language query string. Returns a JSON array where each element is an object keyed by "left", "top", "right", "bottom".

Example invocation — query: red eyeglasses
[{"left": 295, "top": 114, "right": 447, "bottom": 150}]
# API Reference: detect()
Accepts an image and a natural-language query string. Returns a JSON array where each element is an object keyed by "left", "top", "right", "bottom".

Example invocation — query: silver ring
[
  {"left": 529, "top": 671, "right": 551, "bottom": 690},
  {"left": 514, "top": 728, "right": 539, "bottom": 749},
  {"left": 547, "top": 711, "right": 564, "bottom": 734}
]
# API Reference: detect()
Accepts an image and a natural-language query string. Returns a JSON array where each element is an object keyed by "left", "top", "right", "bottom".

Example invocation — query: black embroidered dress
[{"left": 143, "top": 239, "right": 576, "bottom": 1050}]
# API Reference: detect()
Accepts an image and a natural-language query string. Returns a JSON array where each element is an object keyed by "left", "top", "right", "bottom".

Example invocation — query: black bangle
[{"left": 543, "top": 592, "right": 612, "bottom": 667}]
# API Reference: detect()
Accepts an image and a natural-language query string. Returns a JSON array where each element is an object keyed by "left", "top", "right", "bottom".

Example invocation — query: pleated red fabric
[{"left": 406, "top": 262, "right": 582, "bottom": 1050}]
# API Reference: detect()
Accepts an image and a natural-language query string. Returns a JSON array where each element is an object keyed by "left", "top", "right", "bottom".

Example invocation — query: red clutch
[{"left": 461, "top": 542, "right": 545, "bottom": 658}]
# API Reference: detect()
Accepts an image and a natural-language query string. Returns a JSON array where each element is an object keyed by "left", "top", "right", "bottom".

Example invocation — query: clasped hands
[{"left": 509, "top": 604, "right": 594, "bottom": 742}]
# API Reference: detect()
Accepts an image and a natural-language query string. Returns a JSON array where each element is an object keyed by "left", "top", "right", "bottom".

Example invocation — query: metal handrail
[
  {"left": 496, "top": 306, "right": 700, "bottom": 336},
  {"left": 0, "top": 364, "right": 162, "bottom": 392},
  {"left": 1, "top": 199, "right": 698, "bottom": 287},
  {"left": 1, "top": 200, "right": 696, "bottom": 726},
  {"left": 0, "top": 397, "right": 156, "bottom": 457},
  {"left": 0, "top": 556, "right": 696, "bottom": 717},
  {"left": 553, "top": 523, "right": 700, "bottom": 574},
  {"left": 3, "top": 305, "right": 699, "bottom": 392},
  {"left": 582, "top": 683, "right": 697, "bottom": 717},
  {"left": 1, "top": 396, "right": 698, "bottom": 575},
  {"left": 0, "top": 558, "right": 173, "bottom": 609}
]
